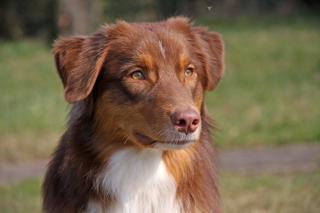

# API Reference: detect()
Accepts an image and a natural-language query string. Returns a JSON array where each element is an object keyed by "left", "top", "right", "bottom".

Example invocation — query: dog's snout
[{"left": 171, "top": 109, "right": 200, "bottom": 134}]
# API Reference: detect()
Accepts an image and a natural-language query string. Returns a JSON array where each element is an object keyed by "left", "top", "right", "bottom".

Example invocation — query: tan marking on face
[
  {"left": 194, "top": 84, "right": 204, "bottom": 109},
  {"left": 138, "top": 53, "right": 157, "bottom": 83},
  {"left": 179, "top": 54, "right": 189, "bottom": 70},
  {"left": 177, "top": 54, "right": 198, "bottom": 91}
]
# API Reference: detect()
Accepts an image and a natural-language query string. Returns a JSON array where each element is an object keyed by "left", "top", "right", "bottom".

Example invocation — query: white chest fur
[{"left": 90, "top": 148, "right": 181, "bottom": 213}]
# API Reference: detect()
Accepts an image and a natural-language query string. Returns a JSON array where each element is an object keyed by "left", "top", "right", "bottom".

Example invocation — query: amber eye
[
  {"left": 185, "top": 66, "right": 194, "bottom": 77},
  {"left": 130, "top": 70, "right": 145, "bottom": 80}
]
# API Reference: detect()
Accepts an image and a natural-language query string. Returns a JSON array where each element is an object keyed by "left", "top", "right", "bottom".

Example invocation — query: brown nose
[{"left": 171, "top": 109, "right": 200, "bottom": 134}]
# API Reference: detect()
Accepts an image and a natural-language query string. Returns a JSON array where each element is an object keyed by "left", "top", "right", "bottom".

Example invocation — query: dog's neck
[{"left": 92, "top": 147, "right": 182, "bottom": 213}]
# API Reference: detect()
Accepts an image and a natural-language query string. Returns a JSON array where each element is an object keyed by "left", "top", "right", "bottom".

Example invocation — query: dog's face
[{"left": 54, "top": 17, "right": 224, "bottom": 150}]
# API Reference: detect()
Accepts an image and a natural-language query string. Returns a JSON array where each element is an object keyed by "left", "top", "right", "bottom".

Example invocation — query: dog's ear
[
  {"left": 193, "top": 27, "right": 224, "bottom": 91},
  {"left": 54, "top": 35, "right": 108, "bottom": 103}
]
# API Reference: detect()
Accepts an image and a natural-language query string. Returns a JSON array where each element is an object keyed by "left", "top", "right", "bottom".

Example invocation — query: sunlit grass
[
  {"left": 0, "top": 41, "right": 67, "bottom": 162},
  {"left": 0, "top": 178, "right": 41, "bottom": 213},
  {"left": 221, "top": 172, "right": 320, "bottom": 213},
  {"left": 206, "top": 18, "right": 320, "bottom": 147},
  {"left": 0, "top": 41, "right": 67, "bottom": 135}
]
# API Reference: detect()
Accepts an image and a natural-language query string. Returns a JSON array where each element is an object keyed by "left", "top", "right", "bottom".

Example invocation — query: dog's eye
[
  {"left": 130, "top": 70, "right": 145, "bottom": 80},
  {"left": 185, "top": 65, "right": 194, "bottom": 77}
]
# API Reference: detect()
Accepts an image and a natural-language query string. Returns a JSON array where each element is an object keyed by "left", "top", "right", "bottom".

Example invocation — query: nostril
[
  {"left": 192, "top": 119, "right": 199, "bottom": 126},
  {"left": 177, "top": 119, "right": 187, "bottom": 127}
]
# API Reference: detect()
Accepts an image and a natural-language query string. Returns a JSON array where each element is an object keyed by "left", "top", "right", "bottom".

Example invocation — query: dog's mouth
[
  {"left": 134, "top": 132, "right": 196, "bottom": 148},
  {"left": 134, "top": 132, "right": 157, "bottom": 145}
]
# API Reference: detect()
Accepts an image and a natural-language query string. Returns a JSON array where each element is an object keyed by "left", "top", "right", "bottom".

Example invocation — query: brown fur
[{"left": 43, "top": 17, "right": 224, "bottom": 213}]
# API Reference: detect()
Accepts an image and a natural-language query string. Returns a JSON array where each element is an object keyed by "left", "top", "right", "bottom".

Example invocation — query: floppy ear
[
  {"left": 54, "top": 34, "right": 108, "bottom": 103},
  {"left": 193, "top": 27, "right": 224, "bottom": 91}
]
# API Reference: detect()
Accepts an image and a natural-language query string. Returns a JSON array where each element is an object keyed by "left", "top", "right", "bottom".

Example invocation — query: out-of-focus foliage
[
  {"left": 0, "top": 0, "right": 57, "bottom": 41},
  {"left": 0, "top": 0, "right": 319, "bottom": 40}
]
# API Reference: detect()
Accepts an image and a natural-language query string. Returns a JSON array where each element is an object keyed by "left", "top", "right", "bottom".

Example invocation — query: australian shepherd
[{"left": 43, "top": 17, "right": 224, "bottom": 213}]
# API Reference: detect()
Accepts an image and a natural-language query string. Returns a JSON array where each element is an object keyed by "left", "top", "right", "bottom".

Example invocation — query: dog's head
[{"left": 54, "top": 17, "right": 224, "bottom": 150}]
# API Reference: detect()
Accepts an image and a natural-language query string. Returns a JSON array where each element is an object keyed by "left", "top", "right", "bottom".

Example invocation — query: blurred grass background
[
  {"left": 1, "top": 0, "right": 320, "bottom": 212},
  {"left": 208, "top": 17, "right": 320, "bottom": 147}
]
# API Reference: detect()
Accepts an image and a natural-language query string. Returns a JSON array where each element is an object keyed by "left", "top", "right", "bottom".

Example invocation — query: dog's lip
[
  {"left": 134, "top": 132, "right": 157, "bottom": 145},
  {"left": 134, "top": 132, "right": 195, "bottom": 146}
]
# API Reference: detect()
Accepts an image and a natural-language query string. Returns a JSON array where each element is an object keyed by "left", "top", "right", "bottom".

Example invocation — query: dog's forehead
[
  {"left": 139, "top": 36, "right": 184, "bottom": 60},
  {"left": 108, "top": 22, "right": 191, "bottom": 61}
]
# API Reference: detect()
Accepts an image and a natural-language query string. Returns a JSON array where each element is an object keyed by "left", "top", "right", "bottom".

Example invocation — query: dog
[{"left": 43, "top": 17, "right": 224, "bottom": 213}]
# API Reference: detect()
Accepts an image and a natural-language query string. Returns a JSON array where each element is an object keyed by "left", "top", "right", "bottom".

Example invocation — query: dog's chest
[{"left": 89, "top": 148, "right": 181, "bottom": 213}]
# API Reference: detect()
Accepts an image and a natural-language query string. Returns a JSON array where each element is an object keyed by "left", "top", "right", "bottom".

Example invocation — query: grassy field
[
  {"left": 0, "top": 41, "right": 67, "bottom": 162},
  {"left": 1, "top": 172, "right": 319, "bottom": 213},
  {"left": 207, "top": 17, "right": 320, "bottom": 147},
  {"left": 0, "top": 17, "right": 320, "bottom": 162}
]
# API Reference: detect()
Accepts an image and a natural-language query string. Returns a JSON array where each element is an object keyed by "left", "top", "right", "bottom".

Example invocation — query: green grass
[
  {"left": 0, "top": 18, "right": 320, "bottom": 162},
  {"left": 1, "top": 173, "right": 319, "bottom": 213},
  {"left": 205, "top": 18, "right": 320, "bottom": 147},
  {"left": 0, "top": 178, "right": 42, "bottom": 213},
  {"left": 221, "top": 172, "right": 320, "bottom": 213},
  {"left": 0, "top": 41, "right": 66, "bottom": 134},
  {"left": 0, "top": 41, "right": 66, "bottom": 162}
]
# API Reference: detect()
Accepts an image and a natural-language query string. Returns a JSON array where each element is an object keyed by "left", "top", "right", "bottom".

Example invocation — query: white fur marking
[
  {"left": 92, "top": 148, "right": 181, "bottom": 213},
  {"left": 159, "top": 41, "right": 166, "bottom": 59},
  {"left": 86, "top": 200, "right": 105, "bottom": 213}
]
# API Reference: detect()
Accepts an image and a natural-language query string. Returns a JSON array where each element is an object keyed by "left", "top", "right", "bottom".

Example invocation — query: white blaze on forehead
[{"left": 158, "top": 40, "right": 166, "bottom": 59}]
